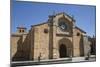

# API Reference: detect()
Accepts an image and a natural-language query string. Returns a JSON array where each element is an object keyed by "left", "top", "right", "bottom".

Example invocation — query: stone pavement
[{"left": 11, "top": 56, "right": 96, "bottom": 67}]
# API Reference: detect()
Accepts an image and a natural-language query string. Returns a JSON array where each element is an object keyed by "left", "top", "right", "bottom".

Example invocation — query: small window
[
  {"left": 77, "top": 32, "right": 80, "bottom": 36},
  {"left": 44, "top": 29, "right": 48, "bottom": 33}
]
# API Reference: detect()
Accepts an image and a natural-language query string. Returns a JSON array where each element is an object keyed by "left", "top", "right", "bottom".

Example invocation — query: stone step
[{"left": 11, "top": 57, "right": 96, "bottom": 67}]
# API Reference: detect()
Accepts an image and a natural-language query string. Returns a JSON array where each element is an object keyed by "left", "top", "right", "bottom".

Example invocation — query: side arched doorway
[{"left": 59, "top": 38, "right": 73, "bottom": 58}]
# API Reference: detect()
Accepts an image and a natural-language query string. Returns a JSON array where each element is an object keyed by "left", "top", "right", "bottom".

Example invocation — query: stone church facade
[{"left": 11, "top": 12, "right": 91, "bottom": 61}]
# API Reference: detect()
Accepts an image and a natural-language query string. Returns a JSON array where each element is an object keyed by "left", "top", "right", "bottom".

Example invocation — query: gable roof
[
  {"left": 75, "top": 26, "right": 86, "bottom": 34},
  {"left": 31, "top": 22, "right": 48, "bottom": 27},
  {"left": 31, "top": 12, "right": 75, "bottom": 27},
  {"left": 55, "top": 12, "right": 75, "bottom": 22}
]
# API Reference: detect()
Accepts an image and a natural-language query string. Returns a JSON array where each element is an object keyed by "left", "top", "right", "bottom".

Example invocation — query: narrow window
[{"left": 19, "top": 30, "right": 21, "bottom": 33}]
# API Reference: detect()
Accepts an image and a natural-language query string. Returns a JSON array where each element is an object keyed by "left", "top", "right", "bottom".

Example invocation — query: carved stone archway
[{"left": 59, "top": 38, "right": 73, "bottom": 58}]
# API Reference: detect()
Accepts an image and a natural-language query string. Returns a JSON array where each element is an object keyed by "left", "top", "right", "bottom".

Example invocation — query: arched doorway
[
  {"left": 59, "top": 44, "right": 67, "bottom": 58},
  {"left": 59, "top": 38, "right": 72, "bottom": 58}
]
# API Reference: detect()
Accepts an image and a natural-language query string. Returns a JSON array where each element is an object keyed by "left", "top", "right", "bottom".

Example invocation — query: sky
[{"left": 11, "top": 0, "right": 96, "bottom": 37}]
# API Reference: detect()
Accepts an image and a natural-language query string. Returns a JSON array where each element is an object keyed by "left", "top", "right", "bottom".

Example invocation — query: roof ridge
[
  {"left": 31, "top": 22, "right": 48, "bottom": 27},
  {"left": 75, "top": 26, "right": 86, "bottom": 33}
]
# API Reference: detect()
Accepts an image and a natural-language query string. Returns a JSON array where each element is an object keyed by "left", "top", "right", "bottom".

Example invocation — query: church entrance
[
  {"left": 58, "top": 38, "right": 73, "bottom": 58},
  {"left": 59, "top": 44, "right": 67, "bottom": 58}
]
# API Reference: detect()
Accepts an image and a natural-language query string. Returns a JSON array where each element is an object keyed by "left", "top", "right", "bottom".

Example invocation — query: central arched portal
[
  {"left": 59, "top": 44, "right": 67, "bottom": 58},
  {"left": 59, "top": 38, "right": 72, "bottom": 58}
]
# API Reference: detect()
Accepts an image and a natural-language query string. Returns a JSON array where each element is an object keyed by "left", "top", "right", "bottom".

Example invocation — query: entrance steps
[{"left": 11, "top": 56, "right": 96, "bottom": 66}]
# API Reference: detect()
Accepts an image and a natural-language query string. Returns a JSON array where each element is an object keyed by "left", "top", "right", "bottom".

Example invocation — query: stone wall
[
  {"left": 73, "top": 28, "right": 85, "bottom": 57},
  {"left": 11, "top": 35, "right": 21, "bottom": 58},
  {"left": 32, "top": 23, "right": 49, "bottom": 60}
]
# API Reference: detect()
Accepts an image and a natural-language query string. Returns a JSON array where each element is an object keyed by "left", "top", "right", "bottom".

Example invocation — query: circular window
[{"left": 58, "top": 22, "right": 68, "bottom": 31}]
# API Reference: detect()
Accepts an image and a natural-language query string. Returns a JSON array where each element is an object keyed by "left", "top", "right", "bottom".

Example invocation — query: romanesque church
[{"left": 11, "top": 12, "right": 94, "bottom": 61}]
